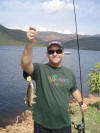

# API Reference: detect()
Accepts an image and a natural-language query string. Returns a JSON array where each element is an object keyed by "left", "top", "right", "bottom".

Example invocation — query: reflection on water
[{"left": 0, "top": 45, "right": 100, "bottom": 127}]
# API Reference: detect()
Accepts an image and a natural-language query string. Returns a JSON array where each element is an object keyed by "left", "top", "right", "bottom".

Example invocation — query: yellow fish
[{"left": 25, "top": 76, "right": 36, "bottom": 107}]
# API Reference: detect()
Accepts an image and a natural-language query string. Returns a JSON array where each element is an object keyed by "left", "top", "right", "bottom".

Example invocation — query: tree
[{"left": 87, "top": 62, "right": 100, "bottom": 93}]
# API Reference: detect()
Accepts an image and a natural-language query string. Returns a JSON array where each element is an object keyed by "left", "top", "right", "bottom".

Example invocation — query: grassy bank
[
  {"left": 0, "top": 95, "right": 100, "bottom": 133},
  {"left": 71, "top": 103, "right": 100, "bottom": 133}
]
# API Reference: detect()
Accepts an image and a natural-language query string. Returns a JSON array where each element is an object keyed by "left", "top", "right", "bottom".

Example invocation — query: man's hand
[
  {"left": 27, "top": 27, "right": 37, "bottom": 43},
  {"left": 80, "top": 103, "right": 87, "bottom": 112},
  {"left": 72, "top": 89, "right": 88, "bottom": 112},
  {"left": 21, "top": 26, "right": 37, "bottom": 74}
]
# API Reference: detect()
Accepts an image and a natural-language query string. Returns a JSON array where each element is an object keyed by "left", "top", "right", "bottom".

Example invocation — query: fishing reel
[{"left": 72, "top": 122, "right": 84, "bottom": 133}]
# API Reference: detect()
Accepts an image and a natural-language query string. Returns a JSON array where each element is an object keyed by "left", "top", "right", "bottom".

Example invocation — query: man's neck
[{"left": 49, "top": 62, "right": 62, "bottom": 68}]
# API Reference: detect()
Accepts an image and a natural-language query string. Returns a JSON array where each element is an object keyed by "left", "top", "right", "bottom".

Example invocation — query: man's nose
[{"left": 53, "top": 51, "right": 57, "bottom": 55}]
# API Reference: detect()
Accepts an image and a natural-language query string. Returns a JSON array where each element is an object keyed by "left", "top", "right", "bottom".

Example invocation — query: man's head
[
  {"left": 47, "top": 41, "right": 64, "bottom": 67},
  {"left": 47, "top": 40, "right": 63, "bottom": 50}
]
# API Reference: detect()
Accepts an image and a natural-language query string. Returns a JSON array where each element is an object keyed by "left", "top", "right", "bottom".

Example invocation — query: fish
[{"left": 24, "top": 76, "right": 37, "bottom": 107}]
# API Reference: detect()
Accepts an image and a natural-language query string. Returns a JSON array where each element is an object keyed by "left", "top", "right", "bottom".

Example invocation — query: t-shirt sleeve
[
  {"left": 70, "top": 72, "right": 78, "bottom": 94},
  {"left": 23, "top": 63, "right": 40, "bottom": 81}
]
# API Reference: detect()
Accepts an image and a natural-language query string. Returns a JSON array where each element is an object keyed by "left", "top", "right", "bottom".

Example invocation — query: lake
[{"left": 0, "top": 45, "right": 100, "bottom": 127}]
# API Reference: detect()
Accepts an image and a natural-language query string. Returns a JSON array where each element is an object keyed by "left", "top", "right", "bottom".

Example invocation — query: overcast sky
[{"left": 0, "top": 0, "right": 100, "bottom": 35}]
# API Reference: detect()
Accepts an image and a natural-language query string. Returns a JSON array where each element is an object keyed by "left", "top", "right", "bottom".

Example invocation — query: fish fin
[
  {"left": 32, "top": 101, "right": 36, "bottom": 104},
  {"left": 33, "top": 95, "right": 37, "bottom": 98},
  {"left": 24, "top": 96, "right": 28, "bottom": 104}
]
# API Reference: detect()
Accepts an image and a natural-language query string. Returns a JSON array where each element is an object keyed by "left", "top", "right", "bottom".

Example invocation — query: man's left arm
[{"left": 72, "top": 89, "right": 87, "bottom": 112}]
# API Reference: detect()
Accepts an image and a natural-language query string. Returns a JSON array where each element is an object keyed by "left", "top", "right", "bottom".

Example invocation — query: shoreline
[
  {"left": 0, "top": 108, "right": 27, "bottom": 128},
  {"left": 1, "top": 45, "right": 100, "bottom": 51},
  {"left": 0, "top": 94, "right": 100, "bottom": 133}
]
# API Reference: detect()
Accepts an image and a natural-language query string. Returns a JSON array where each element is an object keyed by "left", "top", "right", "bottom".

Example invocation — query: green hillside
[
  {"left": 0, "top": 25, "right": 26, "bottom": 43},
  {"left": 63, "top": 36, "right": 100, "bottom": 51},
  {"left": 38, "top": 31, "right": 78, "bottom": 42},
  {"left": 0, "top": 32, "right": 25, "bottom": 45},
  {"left": 0, "top": 25, "right": 45, "bottom": 46},
  {"left": 0, "top": 24, "right": 100, "bottom": 51}
]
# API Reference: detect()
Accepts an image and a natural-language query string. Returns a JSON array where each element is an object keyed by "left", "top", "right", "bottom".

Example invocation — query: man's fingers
[
  {"left": 29, "top": 26, "right": 36, "bottom": 31},
  {"left": 27, "top": 28, "right": 37, "bottom": 36},
  {"left": 81, "top": 103, "right": 87, "bottom": 112},
  {"left": 29, "top": 27, "right": 37, "bottom": 36},
  {"left": 26, "top": 26, "right": 37, "bottom": 43}
]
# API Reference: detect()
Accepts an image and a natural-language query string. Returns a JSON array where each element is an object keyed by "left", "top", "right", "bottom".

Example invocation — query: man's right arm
[{"left": 21, "top": 27, "right": 37, "bottom": 74}]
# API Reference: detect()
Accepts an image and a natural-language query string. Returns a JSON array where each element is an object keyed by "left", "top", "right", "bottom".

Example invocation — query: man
[{"left": 21, "top": 27, "right": 87, "bottom": 133}]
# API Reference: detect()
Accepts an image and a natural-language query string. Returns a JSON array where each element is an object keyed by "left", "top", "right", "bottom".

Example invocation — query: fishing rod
[{"left": 72, "top": 0, "right": 85, "bottom": 133}]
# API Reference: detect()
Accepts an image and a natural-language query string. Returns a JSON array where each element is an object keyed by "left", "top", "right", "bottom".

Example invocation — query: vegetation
[
  {"left": 87, "top": 62, "right": 100, "bottom": 93},
  {"left": 0, "top": 96, "right": 100, "bottom": 133},
  {"left": 71, "top": 103, "right": 100, "bottom": 133},
  {"left": 89, "top": 102, "right": 100, "bottom": 110},
  {"left": 0, "top": 32, "right": 25, "bottom": 45}
]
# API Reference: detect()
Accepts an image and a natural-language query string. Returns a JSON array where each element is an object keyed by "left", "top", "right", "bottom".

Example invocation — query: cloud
[
  {"left": 0, "top": 0, "right": 43, "bottom": 25},
  {"left": 34, "top": 24, "right": 72, "bottom": 34},
  {"left": 0, "top": 0, "right": 40, "bottom": 13},
  {"left": 8, "top": 25, "right": 29, "bottom": 31},
  {"left": 42, "top": 0, "right": 74, "bottom": 14},
  {"left": 8, "top": 24, "right": 72, "bottom": 34},
  {"left": 1, "top": 0, "right": 100, "bottom": 35},
  {"left": 36, "top": 25, "right": 48, "bottom": 31}
]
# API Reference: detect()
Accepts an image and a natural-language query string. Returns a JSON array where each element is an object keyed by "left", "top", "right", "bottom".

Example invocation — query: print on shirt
[{"left": 48, "top": 74, "right": 69, "bottom": 86}]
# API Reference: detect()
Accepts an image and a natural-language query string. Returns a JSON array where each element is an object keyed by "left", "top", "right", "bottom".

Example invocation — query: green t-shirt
[{"left": 23, "top": 63, "right": 77, "bottom": 129}]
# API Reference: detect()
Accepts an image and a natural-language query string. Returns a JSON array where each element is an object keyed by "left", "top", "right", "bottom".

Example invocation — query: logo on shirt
[{"left": 48, "top": 74, "right": 69, "bottom": 86}]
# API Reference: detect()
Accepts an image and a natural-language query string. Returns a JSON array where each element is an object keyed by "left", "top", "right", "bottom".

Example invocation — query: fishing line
[
  {"left": 72, "top": 0, "right": 85, "bottom": 133},
  {"left": 72, "top": 0, "right": 83, "bottom": 96}
]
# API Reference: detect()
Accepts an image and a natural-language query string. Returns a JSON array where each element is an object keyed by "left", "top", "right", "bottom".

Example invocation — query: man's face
[{"left": 47, "top": 45, "right": 64, "bottom": 67}]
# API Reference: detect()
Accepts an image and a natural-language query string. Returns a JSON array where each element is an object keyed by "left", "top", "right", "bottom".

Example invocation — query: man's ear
[
  {"left": 46, "top": 52, "right": 49, "bottom": 58},
  {"left": 62, "top": 51, "right": 64, "bottom": 57}
]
